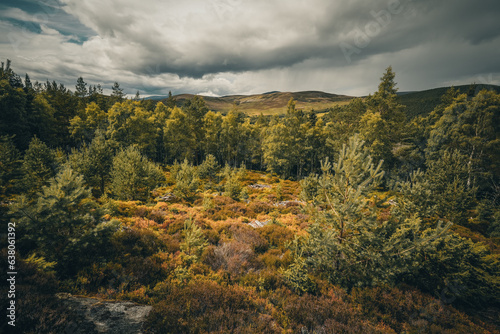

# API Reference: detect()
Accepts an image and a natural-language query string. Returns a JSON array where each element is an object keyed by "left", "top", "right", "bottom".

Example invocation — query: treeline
[{"left": 2, "top": 61, "right": 499, "bottom": 225}]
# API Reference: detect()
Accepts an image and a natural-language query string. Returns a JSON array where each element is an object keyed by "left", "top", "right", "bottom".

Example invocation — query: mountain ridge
[{"left": 153, "top": 84, "right": 500, "bottom": 116}]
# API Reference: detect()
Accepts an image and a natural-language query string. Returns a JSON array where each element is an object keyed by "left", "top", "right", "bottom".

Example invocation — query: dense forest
[{"left": 1, "top": 59, "right": 499, "bottom": 333}]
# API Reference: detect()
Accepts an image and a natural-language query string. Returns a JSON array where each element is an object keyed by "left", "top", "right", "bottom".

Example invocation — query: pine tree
[
  {"left": 362, "top": 66, "right": 407, "bottom": 169},
  {"left": 110, "top": 82, "right": 125, "bottom": 105},
  {"left": 172, "top": 159, "right": 200, "bottom": 201},
  {"left": 11, "top": 166, "right": 99, "bottom": 271},
  {"left": 203, "top": 111, "right": 223, "bottom": 162},
  {"left": 68, "top": 131, "right": 117, "bottom": 197},
  {"left": 109, "top": 146, "right": 165, "bottom": 201},
  {"left": 21, "top": 136, "right": 60, "bottom": 198},
  {"left": 180, "top": 218, "right": 208, "bottom": 259},
  {"left": 262, "top": 121, "right": 290, "bottom": 177},
  {"left": 224, "top": 166, "right": 242, "bottom": 201},
  {"left": 165, "top": 90, "right": 177, "bottom": 108},
  {"left": 296, "top": 134, "right": 449, "bottom": 288},
  {"left": 75, "top": 77, "right": 88, "bottom": 98},
  {"left": 198, "top": 154, "right": 220, "bottom": 181},
  {"left": 0, "top": 135, "right": 21, "bottom": 203}
]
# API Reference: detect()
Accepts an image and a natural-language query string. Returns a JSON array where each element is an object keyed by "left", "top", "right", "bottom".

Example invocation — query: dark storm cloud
[{"left": 0, "top": 0, "right": 499, "bottom": 96}]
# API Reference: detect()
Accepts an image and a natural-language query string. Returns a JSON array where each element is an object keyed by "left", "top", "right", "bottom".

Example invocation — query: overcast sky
[{"left": 1, "top": 0, "right": 499, "bottom": 97}]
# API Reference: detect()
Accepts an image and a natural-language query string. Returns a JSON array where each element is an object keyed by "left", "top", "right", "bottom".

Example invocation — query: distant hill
[
  {"left": 156, "top": 84, "right": 500, "bottom": 118},
  {"left": 161, "top": 91, "right": 353, "bottom": 115},
  {"left": 398, "top": 84, "right": 500, "bottom": 119}
]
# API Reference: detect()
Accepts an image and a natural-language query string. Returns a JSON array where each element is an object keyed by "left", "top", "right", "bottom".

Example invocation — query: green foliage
[
  {"left": 197, "top": 153, "right": 220, "bottom": 180},
  {"left": 109, "top": 146, "right": 165, "bottom": 201},
  {"left": 69, "top": 101, "right": 107, "bottom": 143},
  {"left": 402, "top": 232, "right": 500, "bottom": 307},
  {"left": 20, "top": 136, "right": 61, "bottom": 198},
  {"left": 280, "top": 256, "right": 316, "bottom": 294},
  {"left": 426, "top": 89, "right": 500, "bottom": 196},
  {"left": 426, "top": 149, "right": 477, "bottom": 224},
  {"left": 0, "top": 135, "right": 21, "bottom": 201},
  {"left": 180, "top": 219, "right": 208, "bottom": 259},
  {"left": 172, "top": 159, "right": 200, "bottom": 200},
  {"left": 297, "top": 134, "right": 451, "bottom": 288},
  {"left": 164, "top": 106, "right": 196, "bottom": 163},
  {"left": 11, "top": 166, "right": 100, "bottom": 273},
  {"left": 68, "top": 131, "right": 117, "bottom": 197},
  {"left": 107, "top": 101, "right": 161, "bottom": 160},
  {"left": 224, "top": 167, "right": 243, "bottom": 200}
]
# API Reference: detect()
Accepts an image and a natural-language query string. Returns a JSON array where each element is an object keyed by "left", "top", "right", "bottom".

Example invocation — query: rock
[
  {"left": 273, "top": 200, "right": 306, "bottom": 207},
  {"left": 248, "top": 184, "right": 271, "bottom": 189},
  {"left": 56, "top": 293, "right": 152, "bottom": 334},
  {"left": 158, "top": 192, "right": 176, "bottom": 202},
  {"left": 248, "top": 219, "right": 271, "bottom": 228}
]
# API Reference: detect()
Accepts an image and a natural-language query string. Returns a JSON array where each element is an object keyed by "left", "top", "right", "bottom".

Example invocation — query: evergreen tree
[
  {"left": 107, "top": 101, "right": 159, "bottom": 159},
  {"left": 68, "top": 131, "right": 117, "bottom": 197},
  {"left": 0, "top": 71, "right": 30, "bottom": 148},
  {"left": 0, "top": 135, "right": 21, "bottom": 203},
  {"left": 172, "top": 159, "right": 200, "bottom": 201},
  {"left": 224, "top": 167, "right": 242, "bottom": 201},
  {"left": 362, "top": 66, "right": 406, "bottom": 169},
  {"left": 11, "top": 166, "right": 100, "bottom": 273},
  {"left": 165, "top": 90, "right": 177, "bottom": 108},
  {"left": 296, "top": 134, "right": 449, "bottom": 288},
  {"left": 181, "top": 218, "right": 208, "bottom": 259},
  {"left": 75, "top": 77, "right": 88, "bottom": 98},
  {"left": 109, "top": 146, "right": 165, "bottom": 201},
  {"left": 198, "top": 154, "right": 220, "bottom": 181},
  {"left": 21, "top": 136, "right": 60, "bottom": 198},
  {"left": 110, "top": 82, "right": 125, "bottom": 105}
]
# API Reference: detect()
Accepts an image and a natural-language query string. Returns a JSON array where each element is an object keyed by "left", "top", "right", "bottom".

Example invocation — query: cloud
[{"left": 0, "top": 0, "right": 499, "bottom": 97}]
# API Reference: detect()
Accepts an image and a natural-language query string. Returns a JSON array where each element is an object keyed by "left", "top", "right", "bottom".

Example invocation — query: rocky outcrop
[{"left": 56, "top": 293, "right": 152, "bottom": 333}]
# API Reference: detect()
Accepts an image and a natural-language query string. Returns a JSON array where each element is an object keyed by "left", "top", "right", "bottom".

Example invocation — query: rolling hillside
[
  {"left": 158, "top": 84, "right": 500, "bottom": 118},
  {"left": 162, "top": 91, "right": 354, "bottom": 115},
  {"left": 398, "top": 84, "right": 500, "bottom": 118}
]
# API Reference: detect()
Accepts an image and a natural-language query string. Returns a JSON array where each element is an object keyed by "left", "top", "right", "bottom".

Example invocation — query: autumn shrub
[
  {"left": 125, "top": 255, "right": 167, "bottom": 287},
  {"left": 111, "top": 227, "right": 163, "bottom": 257},
  {"left": 351, "top": 285, "right": 495, "bottom": 333},
  {"left": 230, "top": 224, "right": 269, "bottom": 253},
  {"left": 144, "top": 280, "right": 280, "bottom": 333},
  {"left": 148, "top": 208, "right": 166, "bottom": 224},
  {"left": 202, "top": 228, "right": 220, "bottom": 245},
  {"left": 259, "top": 248, "right": 288, "bottom": 269},
  {"left": 248, "top": 200, "right": 273, "bottom": 214},
  {"left": 74, "top": 262, "right": 124, "bottom": 293},
  {"left": 258, "top": 224, "right": 294, "bottom": 248},
  {"left": 204, "top": 240, "right": 260, "bottom": 275},
  {"left": 271, "top": 287, "right": 390, "bottom": 334},
  {"left": 165, "top": 219, "right": 185, "bottom": 235},
  {"left": 227, "top": 201, "right": 254, "bottom": 217},
  {"left": 133, "top": 205, "right": 149, "bottom": 217}
]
